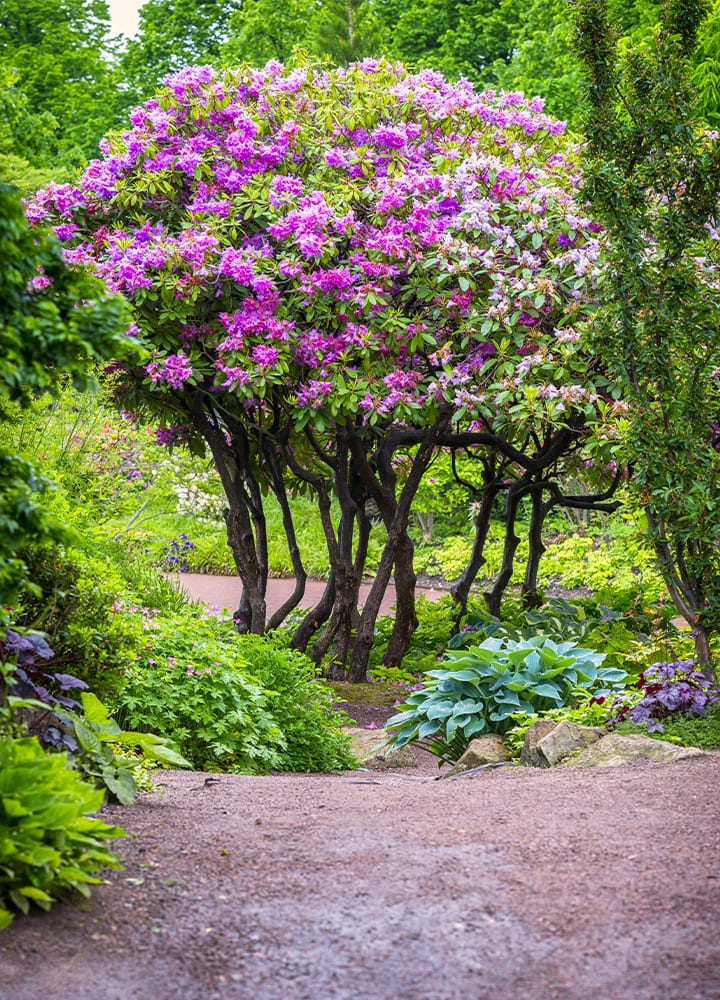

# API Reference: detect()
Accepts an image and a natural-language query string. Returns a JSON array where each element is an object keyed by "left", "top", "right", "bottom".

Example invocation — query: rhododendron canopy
[{"left": 31, "top": 59, "right": 617, "bottom": 676}]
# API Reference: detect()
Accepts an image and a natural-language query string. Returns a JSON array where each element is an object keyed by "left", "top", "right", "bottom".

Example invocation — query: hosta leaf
[
  {"left": 532, "top": 683, "right": 562, "bottom": 701},
  {"left": 418, "top": 719, "right": 441, "bottom": 740},
  {"left": 462, "top": 716, "right": 487, "bottom": 737},
  {"left": 426, "top": 701, "right": 455, "bottom": 720}
]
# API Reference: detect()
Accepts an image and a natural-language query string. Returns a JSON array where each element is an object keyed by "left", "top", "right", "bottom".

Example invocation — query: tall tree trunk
[
  {"left": 224, "top": 505, "right": 266, "bottom": 633},
  {"left": 485, "top": 482, "right": 524, "bottom": 619},
  {"left": 451, "top": 480, "right": 502, "bottom": 617},
  {"left": 382, "top": 532, "right": 418, "bottom": 668},
  {"left": 263, "top": 448, "right": 307, "bottom": 630},
  {"left": 291, "top": 572, "right": 335, "bottom": 652},
  {"left": 521, "top": 488, "right": 548, "bottom": 610},
  {"left": 349, "top": 423, "right": 445, "bottom": 680}
]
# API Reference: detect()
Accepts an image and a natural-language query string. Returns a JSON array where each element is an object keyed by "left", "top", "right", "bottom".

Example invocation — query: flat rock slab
[
  {"left": 343, "top": 726, "right": 416, "bottom": 769},
  {"left": 564, "top": 732, "right": 706, "bottom": 767}
]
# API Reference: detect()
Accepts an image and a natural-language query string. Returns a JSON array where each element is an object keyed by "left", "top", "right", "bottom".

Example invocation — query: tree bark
[
  {"left": 382, "top": 532, "right": 419, "bottom": 668},
  {"left": 485, "top": 482, "right": 524, "bottom": 619},
  {"left": 521, "top": 487, "right": 548, "bottom": 610}
]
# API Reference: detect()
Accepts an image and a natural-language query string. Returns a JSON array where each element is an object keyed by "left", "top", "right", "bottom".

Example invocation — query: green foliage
[
  {"left": 503, "top": 695, "right": 613, "bottom": 758},
  {"left": 113, "top": 609, "right": 353, "bottom": 773},
  {"left": 385, "top": 636, "right": 627, "bottom": 764},
  {"left": 121, "top": 0, "right": 241, "bottom": 107},
  {"left": 575, "top": 0, "right": 720, "bottom": 671},
  {"left": 0, "top": 734, "right": 124, "bottom": 929},
  {"left": 12, "top": 543, "right": 143, "bottom": 700},
  {"left": 615, "top": 705, "right": 720, "bottom": 749},
  {"left": 0, "top": 185, "right": 133, "bottom": 613},
  {"left": 229, "top": 636, "right": 355, "bottom": 771},
  {"left": 450, "top": 595, "right": 652, "bottom": 674},
  {"left": 0, "top": 67, "right": 68, "bottom": 190},
  {"left": 0, "top": 0, "right": 124, "bottom": 165},
  {"left": 370, "top": 595, "right": 466, "bottom": 682},
  {"left": 223, "top": 0, "right": 310, "bottom": 65},
  {"left": 62, "top": 692, "right": 190, "bottom": 805}
]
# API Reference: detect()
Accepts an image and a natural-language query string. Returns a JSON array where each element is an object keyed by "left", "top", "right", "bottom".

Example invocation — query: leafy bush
[
  {"left": 0, "top": 735, "right": 124, "bottom": 929},
  {"left": 59, "top": 692, "right": 191, "bottom": 805},
  {"left": 608, "top": 660, "right": 720, "bottom": 734},
  {"left": 232, "top": 636, "right": 355, "bottom": 772},
  {"left": 11, "top": 543, "right": 142, "bottom": 700},
  {"left": 385, "top": 636, "right": 627, "bottom": 765},
  {"left": 449, "top": 596, "right": 649, "bottom": 673},
  {"left": 113, "top": 608, "right": 353, "bottom": 773}
]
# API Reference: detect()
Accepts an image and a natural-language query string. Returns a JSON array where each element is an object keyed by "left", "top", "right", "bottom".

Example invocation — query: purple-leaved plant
[{"left": 608, "top": 660, "right": 720, "bottom": 734}]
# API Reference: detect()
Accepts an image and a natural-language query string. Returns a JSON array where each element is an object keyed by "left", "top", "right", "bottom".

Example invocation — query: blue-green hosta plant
[{"left": 384, "top": 637, "right": 627, "bottom": 765}]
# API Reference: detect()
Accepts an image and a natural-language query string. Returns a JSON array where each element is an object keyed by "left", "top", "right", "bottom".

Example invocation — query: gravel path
[{"left": 2, "top": 752, "right": 720, "bottom": 1000}]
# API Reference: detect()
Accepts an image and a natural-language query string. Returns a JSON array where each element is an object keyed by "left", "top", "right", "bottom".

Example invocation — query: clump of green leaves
[
  {"left": 448, "top": 596, "right": 649, "bottom": 673},
  {"left": 615, "top": 705, "right": 720, "bottom": 750},
  {"left": 0, "top": 735, "right": 124, "bottom": 929},
  {"left": 61, "top": 692, "right": 191, "bottom": 805},
  {"left": 113, "top": 608, "right": 353, "bottom": 773},
  {"left": 385, "top": 636, "right": 627, "bottom": 765}
]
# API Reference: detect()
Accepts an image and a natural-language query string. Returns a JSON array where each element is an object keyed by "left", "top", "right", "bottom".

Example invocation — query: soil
[
  {"left": 3, "top": 578, "right": 718, "bottom": 999},
  {"left": 2, "top": 723, "right": 720, "bottom": 999}
]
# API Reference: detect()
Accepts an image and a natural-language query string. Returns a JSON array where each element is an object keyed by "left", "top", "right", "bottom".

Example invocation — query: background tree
[
  {"left": 0, "top": 0, "right": 121, "bottom": 166},
  {"left": 120, "top": 0, "right": 242, "bottom": 107},
  {"left": 574, "top": 0, "right": 720, "bottom": 676},
  {"left": 0, "top": 183, "right": 133, "bottom": 612},
  {"left": 222, "top": 0, "right": 311, "bottom": 66},
  {"left": 310, "top": 0, "right": 385, "bottom": 64}
]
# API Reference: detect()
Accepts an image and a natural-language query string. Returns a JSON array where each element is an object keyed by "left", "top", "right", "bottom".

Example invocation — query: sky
[{"left": 107, "top": 0, "right": 145, "bottom": 38}]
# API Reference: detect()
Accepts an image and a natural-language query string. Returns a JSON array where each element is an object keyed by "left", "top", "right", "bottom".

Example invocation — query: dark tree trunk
[
  {"left": 485, "top": 482, "right": 524, "bottom": 619},
  {"left": 190, "top": 392, "right": 269, "bottom": 633},
  {"left": 264, "top": 448, "right": 307, "bottom": 630},
  {"left": 348, "top": 422, "right": 446, "bottom": 680},
  {"left": 521, "top": 488, "right": 549, "bottom": 610},
  {"left": 224, "top": 505, "right": 266, "bottom": 633},
  {"left": 382, "top": 532, "right": 419, "bottom": 668},
  {"left": 290, "top": 572, "right": 335, "bottom": 652},
  {"left": 451, "top": 480, "right": 502, "bottom": 617}
]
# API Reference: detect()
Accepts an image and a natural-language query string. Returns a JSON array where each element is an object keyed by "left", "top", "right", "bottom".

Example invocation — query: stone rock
[
  {"left": 520, "top": 719, "right": 561, "bottom": 767},
  {"left": 343, "top": 726, "right": 416, "bottom": 769},
  {"left": 536, "top": 721, "right": 606, "bottom": 768},
  {"left": 563, "top": 732, "right": 706, "bottom": 768},
  {"left": 444, "top": 735, "right": 511, "bottom": 776}
]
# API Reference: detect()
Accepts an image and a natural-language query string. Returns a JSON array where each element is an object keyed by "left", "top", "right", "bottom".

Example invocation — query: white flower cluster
[{"left": 174, "top": 479, "right": 226, "bottom": 523}]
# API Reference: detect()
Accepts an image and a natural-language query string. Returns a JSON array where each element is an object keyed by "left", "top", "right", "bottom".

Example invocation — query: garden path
[
  {"left": 170, "top": 573, "right": 446, "bottom": 619},
  {"left": 2, "top": 750, "right": 719, "bottom": 999}
]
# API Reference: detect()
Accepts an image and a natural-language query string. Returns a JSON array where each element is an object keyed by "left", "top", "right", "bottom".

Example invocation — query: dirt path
[{"left": 2, "top": 751, "right": 720, "bottom": 1000}]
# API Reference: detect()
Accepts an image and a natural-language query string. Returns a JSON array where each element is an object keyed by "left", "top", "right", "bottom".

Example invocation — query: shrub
[
  {"left": 385, "top": 636, "right": 627, "bottom": 765},
  {"left": 449, "top": 596, "right": 650, "bottom": 673},
  {"left": 11, "top": 543, "right": 142, "bottom": 700},
  {"left": 0, "top": 735, "right": 124, "bottom": 929},
  {"left": 113, "top": 608, "right": 353, "bottom": 773},
  {"left": 232, "top": 636, "right": 355, "bottom": 772}
]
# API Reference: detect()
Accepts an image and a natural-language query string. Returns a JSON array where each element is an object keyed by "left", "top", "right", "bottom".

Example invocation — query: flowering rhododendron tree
[{"left": 30, "top": 59, "right": 616, "bottom": 678}]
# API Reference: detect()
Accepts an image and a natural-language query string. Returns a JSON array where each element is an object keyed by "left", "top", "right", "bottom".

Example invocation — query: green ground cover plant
[{"left": 113, "top": 605, "right": 354, "bottom": 774}]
